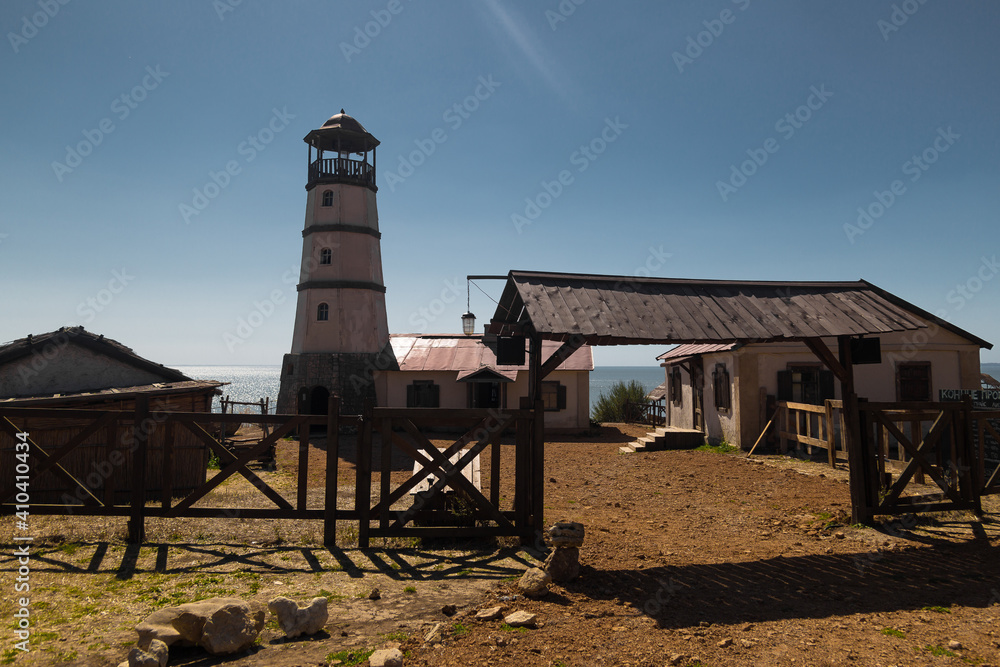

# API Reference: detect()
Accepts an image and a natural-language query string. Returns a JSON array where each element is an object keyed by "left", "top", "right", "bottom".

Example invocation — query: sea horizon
[{"left": 173, "top": 362, "right": 1000, "bottom": 415}]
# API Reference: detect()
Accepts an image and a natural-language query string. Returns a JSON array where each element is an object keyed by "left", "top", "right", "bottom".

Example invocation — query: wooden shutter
[{"left": 557, "top": 384, "right": 567, "bottom": 410}]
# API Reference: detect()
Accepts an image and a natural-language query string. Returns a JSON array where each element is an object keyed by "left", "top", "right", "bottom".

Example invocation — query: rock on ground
[
  {"left": 267, "top": 596, "right": 329, "bottom": 638},
  {"left": 369, "top": 647, "right": 404, "bottom": 667},
  {"left": 543, "top": 546, "right": 580, "bottom": 582},
  {"left": 546, "top": 521, "right": 585, "bottom": 548},
  {"left": 475, "top": 606, "right": 503, "bottom": 621},
  {"left": 135, "top": 597, "right": 265, "bottom": 655},
  {"left": 517, "top": 567, "right": 551, "bottom": 597},
  {"left": 503, "top": 610, "right": 537, "bottom": 628},
  {"left": 127, "top": 639, "right": 168, "bottom": 667}
]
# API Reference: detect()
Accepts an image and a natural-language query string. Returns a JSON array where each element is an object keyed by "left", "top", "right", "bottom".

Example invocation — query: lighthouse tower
[{"left": 276, "top": 110, "right": 393, "bottom": 415}]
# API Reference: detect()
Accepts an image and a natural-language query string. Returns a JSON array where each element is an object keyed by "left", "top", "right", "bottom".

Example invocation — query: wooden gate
[
  {"left": 354, "top": 399, "right": 541, "bottom": 548},
  {"left": 857, "top": 400, "right": 995, "bottom": 518}
]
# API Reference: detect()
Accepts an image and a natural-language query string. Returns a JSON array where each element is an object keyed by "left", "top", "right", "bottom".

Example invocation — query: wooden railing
[
  {"left": 308, "top": 157, "right": 375, "bottom": 189},
  {"left": 775, "top": 399, "right": 998, "bottom": 498},
  {"left": 777, "top": 399, "right": 844, "bottom": 467},
  {"left": 624, "top": 401, "right": 666, "bottom": 427}
]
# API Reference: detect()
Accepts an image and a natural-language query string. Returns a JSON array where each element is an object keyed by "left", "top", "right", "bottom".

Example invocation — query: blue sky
[{"left": 2, "top": 0, "right": 998, "bottom": 367}]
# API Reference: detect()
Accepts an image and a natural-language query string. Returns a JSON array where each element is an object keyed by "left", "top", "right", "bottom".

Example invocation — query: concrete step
[{"left": 619, "top": 427, "right": 705, "bottom": 453}]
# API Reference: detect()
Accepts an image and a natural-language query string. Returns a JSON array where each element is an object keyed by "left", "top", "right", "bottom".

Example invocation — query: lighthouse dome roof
[{"left": 304, "top": 109, "right": 380, "bottom": 153}]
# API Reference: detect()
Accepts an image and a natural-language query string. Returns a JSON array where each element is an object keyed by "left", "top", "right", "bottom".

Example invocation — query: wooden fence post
[
  {"left": 961, "top": 395, "right": 981, "bottom": 515},
  {"left": 324, "top": 395, "right": 340, "bottom": 547},
  {"left": 128, "top": 396, "right": 150, "bottom": 544},
  {"left": 825, "top": 400, "right": 835, "bottom": 468},
  {"left": 516, "top": 396, "right": 531, "bottom": 544},
  {"left": 839, "top": 336, "right": 876, "bottom": 525},
  {"left": 531, "top": 398, "right": 545, "bottom": 541},
  {"left": 356, "top": 399, "right": 374, "bottom": 549}
]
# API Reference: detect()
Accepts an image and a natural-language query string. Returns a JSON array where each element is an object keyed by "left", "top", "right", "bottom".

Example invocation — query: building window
[
  {"left": 317, "top": 303, "right": 329, "bottom": 321},
  {"left": 669, "top": 367, "right": 683, "bottom": 406},
  {"left": 541, "top": 381, "right": 567, "bottom": 412},
  {"left": 713, "top": 364, "right": 731, "bottom": 411},
  {"left": 285, "top": 363, "right": 294, "bottom": 376},
  {"left": 468, "top": 382, "right": 503, "bottom": 409},
  {"left": 407, "top": 380, "right": 440, "bottom": 408},
  {"left": 319, "top": 248, "right": 332, "bottom": 265},
  {"left": 777, "top": 365, "right": 835, "bottom": 405},
  {"left": 898, "top": 362, "right": 931, "bottom": 401},
  {"left": 321, "top": 190, "right": 333, "bottom": 206}
]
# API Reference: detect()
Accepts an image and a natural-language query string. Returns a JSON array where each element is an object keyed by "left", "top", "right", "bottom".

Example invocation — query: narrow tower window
[
  {"left": 321, "top": 190, "right": 334, "bottom": 207},
  {"left": 320, "top": 248, "right": 332, "bottom": 265},
  {"left": 317, "top": 303, "right": 329, "bottom": 321}
]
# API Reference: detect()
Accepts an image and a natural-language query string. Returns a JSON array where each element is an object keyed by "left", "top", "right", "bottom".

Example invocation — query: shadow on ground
[
  {"left": 2, "top": 540, "right": 536, "bottom": 582},
  {"left": 573, "top": 537, "right": 1000, "bottom": 629}
]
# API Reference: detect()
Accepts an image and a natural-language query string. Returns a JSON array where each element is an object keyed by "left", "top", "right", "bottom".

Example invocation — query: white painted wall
[
  {"left": 375, "top": 369, "right": 590, "bottom": 430},
  {"left": 663, "top": 324, "right": 985, "bottom": 448}
]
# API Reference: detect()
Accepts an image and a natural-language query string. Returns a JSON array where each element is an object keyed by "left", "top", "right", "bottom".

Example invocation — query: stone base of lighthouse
[{"left": 276, "top": 349, "right": 397, "bottom": 416}]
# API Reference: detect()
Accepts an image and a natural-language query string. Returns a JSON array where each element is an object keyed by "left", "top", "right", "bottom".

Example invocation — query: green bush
[{"left": 591, "top": 380, "right": 649, "bottom": 423}]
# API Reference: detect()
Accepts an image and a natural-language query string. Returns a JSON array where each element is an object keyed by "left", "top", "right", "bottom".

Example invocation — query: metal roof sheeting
[
  {"left": 389, "top": 334, "right": 594, "bottom": 374},
  {"left": 490, "top": 272, "right": 991, "bottom": 348},
  {"left": 658, "top": 343, "right": 739, "bottom": 362}
]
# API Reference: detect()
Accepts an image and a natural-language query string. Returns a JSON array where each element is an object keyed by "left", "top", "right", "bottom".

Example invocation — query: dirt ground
[{"left": 1, "top": 424, "right": 998, "bottom": 667}]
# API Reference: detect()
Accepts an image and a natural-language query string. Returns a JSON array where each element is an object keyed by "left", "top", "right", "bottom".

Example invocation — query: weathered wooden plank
[
  {"left": 167, "top": 418, "right": 302, "bottom": 514},
  {"left": 324, "top": 396, "right": 340, "bottom": 547},
  {"left": 128, "top": 397, "right": 149, "bottom": 543},
  {"left": 876, "top": 410, "right": 960, "bottom": 506},
  {"left": 372, "top": 407, "right": 531, "bottom": 421},
  {"left": 171, "top": 419, "right": 293, "bottom": 513}
]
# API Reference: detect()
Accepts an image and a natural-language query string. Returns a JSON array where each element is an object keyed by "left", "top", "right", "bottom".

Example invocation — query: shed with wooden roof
[{"left": 0, "top": 328, "right": 224, "bottom": 503}]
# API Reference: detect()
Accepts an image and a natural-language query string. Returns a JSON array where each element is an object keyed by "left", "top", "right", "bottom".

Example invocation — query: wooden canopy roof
[{"left": 487, "top": 271, "right": 992, "bottom": 348}]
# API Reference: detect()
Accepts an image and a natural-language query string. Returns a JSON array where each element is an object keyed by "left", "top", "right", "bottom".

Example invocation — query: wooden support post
[
  {"left": 825, "top": 400, "right": 836, "bottom": 468},
  {"left": 527, "top": 329, "right": 542, "bottom": 405},
  {"left": 780, "top": 403, "right": 789, "bottom": 453},
  {"left": 516, "top": 397, "right": 531, "bottom": 543},
  {"left": 162, "top": 420, "right": 175, "bottom": 510},
  {"left": 531, "top": 397, "right": 545, "bottom": 541},
  {"left": 490, "top": 428, "right": 501, "bottom": 509},
  {"left": 324, "top": 395, "right": 340, "bottom": 547},
  {"left": 839, "top": 336, "right": 876, "bottom": 525},
  {"left": 103, "top": 420, "right": 118, "bottom": 506},
  {"left": 128, "top": 396, "right": 149, "bottom": 544},
  {"left": 961, "top": 395, "right": 981, "bottom": 515},
  {"left": 378, "top": 416, "right": 392, "bottom": 531},
  {"left": 297, "top": 417, "right": 309, "bottom": 511},
  {"left": 357, "top": 399, "right": 374, "bottom": 549}
]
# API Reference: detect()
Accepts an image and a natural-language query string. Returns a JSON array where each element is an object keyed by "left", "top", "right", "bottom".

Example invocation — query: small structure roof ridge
[
  {"left": 0, "top": 327, "right": 192, "bottom": 382},
  {"left": 508, "top": 269, "right": 870, "bottom": 289}
]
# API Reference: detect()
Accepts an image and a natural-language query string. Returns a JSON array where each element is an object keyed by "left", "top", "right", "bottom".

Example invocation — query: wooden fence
[
  {"left": 777, "top": 399, "right": 845, "bottom": 467},
  {"left": 624, "top": 401, "right": 666, "bottom": 427},
  {"left": 859, "top": 401, "right": 996, "bottom": 517},
  {"left": 774, "top": 398, "right": 997, "bottom": 518},
  {"left": 0, "top": 396, "right": 543, "bottom": 545}
]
